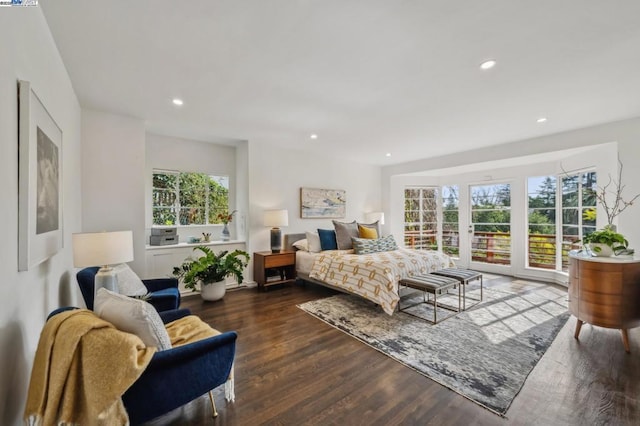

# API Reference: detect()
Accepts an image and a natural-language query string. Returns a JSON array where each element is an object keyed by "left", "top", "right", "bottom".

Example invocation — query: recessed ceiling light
[
  {"left": 310, "top": 134, "right": 318, "bottom": 140},
  {"left": 479, "top": 59, "right": 497, "bottom": 70},
  {"left": 537, "top": 117, "right": 547, "bottom": 123},
  {"left": 172, "top": 98, "right": 184, "bottom": 106},
  {"left": 385, "top": 153, "right": 392, "bottom": 157}
]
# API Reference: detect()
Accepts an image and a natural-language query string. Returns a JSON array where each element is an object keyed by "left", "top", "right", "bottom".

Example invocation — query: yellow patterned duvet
[{"left": 309, "top": 248, "right": 454, "bottom": 315}]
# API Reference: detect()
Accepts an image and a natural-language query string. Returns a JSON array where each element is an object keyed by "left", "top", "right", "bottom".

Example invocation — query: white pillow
[
  {"left": 305, "top": 231, "right": 322, "bottom": 253},
  {"left": 292, "top": 239, "right": 309, "bottom": 251},
  {"left": 112, "top": 263, "right": 148, "bottom": 297},
  {"left": 94, "top": 288, "right": 172, "bottom": 350}
]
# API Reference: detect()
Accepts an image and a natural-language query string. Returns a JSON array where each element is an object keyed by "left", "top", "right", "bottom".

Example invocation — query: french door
[{"left": 468, "top": 183, "right": 512, "bottom": 271}]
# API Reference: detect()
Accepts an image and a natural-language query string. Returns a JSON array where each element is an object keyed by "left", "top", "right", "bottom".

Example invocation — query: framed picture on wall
[
  {"left": 18, "top": 80, "right": 63, "bottom": 271},
  {"left": 300, "top": 187, "right": 346, "bottom": 218}
]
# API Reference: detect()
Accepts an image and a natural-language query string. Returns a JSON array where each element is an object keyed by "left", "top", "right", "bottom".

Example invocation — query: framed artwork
[
  {"left": 18, "top": 80, "right": 63, "bottom": 271},
  {"left": 300, "top": 187, "right": 346, "bottom": 219}
]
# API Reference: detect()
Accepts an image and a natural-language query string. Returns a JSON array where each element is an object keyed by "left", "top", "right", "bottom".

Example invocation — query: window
[
  {"left": 442, "top": 185, "right": 459, "bottom": 257},
  {"left": 400, "top": 170, "right": 597, "bottom": 274},
  {"left": 152, "top": 170, "right": 229, "bottom": 226},
  {"left": 470, "top": 184, "right": 511, "bottom": 265},
  {"left": 525, "top": 172, "right": 596, "bottom": 271},
  {"left": 561, "top": 171, "right": 596, "bottom": 270},
  {"left": 527, "top": 176, "right": 557, "bottom": 269},
  {"left": 404, "top": 187, "right": 438, "bottom": 249}
]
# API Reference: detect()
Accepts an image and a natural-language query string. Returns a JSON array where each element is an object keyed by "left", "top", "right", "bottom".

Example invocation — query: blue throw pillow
[{"left": 317, "top": 229, "right": 338, "bottom": 250}]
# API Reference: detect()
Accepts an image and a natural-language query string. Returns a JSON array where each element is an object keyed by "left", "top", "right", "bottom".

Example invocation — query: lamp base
[
  {"left": 270, "top": 227, "right": 282, "bottom": 253},
  {"left": 95, "top": 266, "right": 119, "bottom": 297}
]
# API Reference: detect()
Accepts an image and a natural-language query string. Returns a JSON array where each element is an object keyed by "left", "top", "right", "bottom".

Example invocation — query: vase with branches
[
  {"left": 591, "top": 159, "right": 640, "bottom": 227},
  {"left": 578, "top": 158, "right": 640, "bottom": 256}
]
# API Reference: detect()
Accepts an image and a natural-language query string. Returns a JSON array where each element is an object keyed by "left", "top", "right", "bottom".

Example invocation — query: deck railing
[{"left": 404, "top": 230, "right": 580, "bottom": 271}]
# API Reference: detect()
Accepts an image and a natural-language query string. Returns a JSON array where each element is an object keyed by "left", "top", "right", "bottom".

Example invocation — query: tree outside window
[
  {"left": 442, "top": 185, "right": 459, "bottom": 257},
  {"left": 527, "top": 176, "right": 557, "bottom": 269},
  {"left": 152, "top": 170, "right": 229, "bottom": 226},
  {"left": 404, "top": 187, "right": 438, "bottom": 250}
]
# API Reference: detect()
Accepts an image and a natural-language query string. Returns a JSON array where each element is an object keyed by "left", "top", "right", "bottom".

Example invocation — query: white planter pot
[
  {"left": 589, "top": 243, "right": 613, "bottom": 257},
  {"left": 200, "top": 279, "right": 226, "bottom": 301}
]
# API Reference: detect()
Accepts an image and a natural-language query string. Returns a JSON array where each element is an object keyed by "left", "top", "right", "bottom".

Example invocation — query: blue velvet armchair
[
  {"left": 77, "top": 266, "right": 181, "bottom": 312},
  {"left": 48, "top": 307, "right": 237, "bottom": 424}
]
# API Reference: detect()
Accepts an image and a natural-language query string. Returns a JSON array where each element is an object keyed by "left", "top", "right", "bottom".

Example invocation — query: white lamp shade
[
  {"left": 264, "top": 209, "right": 289, "bottom": 227},
  {"left": 72, "top": 230, "right": 134, "bottom": 268},
  {"left": 365, "top": 212, "right": 385, "bottom": 225}
]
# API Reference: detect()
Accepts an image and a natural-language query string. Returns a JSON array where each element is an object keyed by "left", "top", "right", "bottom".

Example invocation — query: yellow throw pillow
[{"left": 358, "top": 224, "right": 378, "bottom": 239}]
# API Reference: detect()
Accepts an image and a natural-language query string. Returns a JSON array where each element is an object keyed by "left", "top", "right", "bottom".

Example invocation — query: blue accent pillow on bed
[{"left": 318, "top": 229, "right": 338, "bottom": 250}]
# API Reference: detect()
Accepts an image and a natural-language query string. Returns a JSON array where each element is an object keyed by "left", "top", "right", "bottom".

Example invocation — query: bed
[{"left": 284, "top": 233, "right": 454, "bottom": 315}]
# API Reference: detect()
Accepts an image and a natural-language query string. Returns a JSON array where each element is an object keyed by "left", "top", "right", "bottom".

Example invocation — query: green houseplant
[
  {"left": 173, "top": 246, "right": 250, "bottom": 301},
  {"left": 582, "top": 225, "right": 630, "bottom": 257},
  {"left": 574, "top": 158, "right": 639, "bottom": 257}
]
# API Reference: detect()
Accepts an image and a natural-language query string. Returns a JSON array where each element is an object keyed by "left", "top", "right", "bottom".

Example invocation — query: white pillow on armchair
[
  {"left": 94, "top": 288, "right": 172, "bottom": 350},
  {"left": 112, "top": 263, "right": 148, "bottom": 296}
]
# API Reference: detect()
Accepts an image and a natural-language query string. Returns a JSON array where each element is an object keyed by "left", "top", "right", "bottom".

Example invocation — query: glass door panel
[
  {"left": 404, "top": 187, "right": 438, "bottom": 249},
  {"left": 527, "top": 176, "right": 557, "bottom": 270},
  {"left": 470, "top": 183, "right": 511, "bottom": 266},
  {"left": 442, "top": 185, "right": 459, "bottom": 258},
  {"left": 561, "top": 172, "right": 596, "bottom": 270}
]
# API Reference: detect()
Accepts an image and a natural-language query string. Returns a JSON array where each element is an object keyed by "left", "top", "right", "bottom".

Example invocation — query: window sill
[
  {"left": 145, "top": 239, "right": 245, "bottom": 251},
  {"left": 150, "top": 224, "right": 226, "bottom": 229}
]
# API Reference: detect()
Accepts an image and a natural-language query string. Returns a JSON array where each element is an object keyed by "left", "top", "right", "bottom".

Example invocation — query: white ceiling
[{"left": 41, "top": 1, "right": 640, "bottom": 166}]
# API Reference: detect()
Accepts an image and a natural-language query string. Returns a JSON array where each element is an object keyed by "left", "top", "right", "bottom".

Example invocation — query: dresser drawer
[{"left": 264, "top": 253, "right": 295, "bottom": 268}]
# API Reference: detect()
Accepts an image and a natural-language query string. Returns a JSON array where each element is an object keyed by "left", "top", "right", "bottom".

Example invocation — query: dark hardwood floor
[{"left": 146, "top": 277, "right": 640, "bottom": 426}]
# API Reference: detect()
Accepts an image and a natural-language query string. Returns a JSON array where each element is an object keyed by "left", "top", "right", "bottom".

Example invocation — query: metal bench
[
  {"left": 432, "top": 268, "right": 483, "bottom": 310},
  {"left": 398, "top": 274, "right": 461, "bottom": 323}
]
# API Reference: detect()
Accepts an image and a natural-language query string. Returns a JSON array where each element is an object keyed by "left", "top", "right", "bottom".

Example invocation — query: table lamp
[
  {"left": 264, "top": 209, "right": 288, "bottom": 253},
  {"left": 72, "top": 230, "right": 134, "bottom": 295},
  {"left": 364, "top": 211, "right": 385, "bottom": 225},
  {"left": 365, "top": 212, "right": 385, "bottom": 236}
]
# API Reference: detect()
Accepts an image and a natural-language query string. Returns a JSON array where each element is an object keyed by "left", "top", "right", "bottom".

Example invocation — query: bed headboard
[{"left": 284, "top": 233, "right": 306, "bottom": 251}]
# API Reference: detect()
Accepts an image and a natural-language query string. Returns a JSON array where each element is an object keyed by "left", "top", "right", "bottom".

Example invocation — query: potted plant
[
  {"left": 173, "top": 246, "right": 250, "bottom": 301},
  {"left": 575, "top": 158, "right": 639, "bottom": 257},
  {"left": 582, "top": 226, "right": 631, "bottom": 257}
]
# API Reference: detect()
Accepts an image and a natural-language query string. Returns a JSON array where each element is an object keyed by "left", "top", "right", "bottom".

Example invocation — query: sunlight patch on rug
[
  {"left": 298, "top": 282, "right": 569, "bottom": 416},
  {"left": 466, "top": 286, "right": 566, "bottom": 344}
]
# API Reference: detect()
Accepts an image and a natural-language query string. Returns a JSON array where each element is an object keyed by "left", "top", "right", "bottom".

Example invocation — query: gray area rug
[{"left": 298, "top": 280, "right": 569, "bottom": 416}]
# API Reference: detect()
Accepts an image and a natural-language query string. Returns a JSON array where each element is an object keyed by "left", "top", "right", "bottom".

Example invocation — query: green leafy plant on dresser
[
  {"left": 581, "top": 226, "right": 631, "bottom": 256},
  {"left": 578, "top": 159, "right": 639, "bottom": 257}
]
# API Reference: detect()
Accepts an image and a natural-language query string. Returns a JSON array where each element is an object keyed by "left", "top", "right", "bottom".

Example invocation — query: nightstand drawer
[{"left": 264, "top": 253, "right": 295, "bottom": 268}]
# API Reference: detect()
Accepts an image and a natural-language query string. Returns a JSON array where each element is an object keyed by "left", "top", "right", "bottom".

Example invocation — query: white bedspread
[
  {"left": 295, "top": 250, "right": 317, "bottom": 275},
  {"left": 309, "top": 248, "right": 454, "bottom": 315}
]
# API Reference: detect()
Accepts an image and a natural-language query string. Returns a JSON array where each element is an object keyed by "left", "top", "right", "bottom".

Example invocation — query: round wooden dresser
[{"left": 568, "top": 251, "right": 640, "bottom": 352}]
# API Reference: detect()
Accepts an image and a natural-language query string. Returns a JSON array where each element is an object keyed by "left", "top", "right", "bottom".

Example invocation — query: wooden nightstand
[{"left": 253, "top": 251, "right": 296, "bottom": 289}]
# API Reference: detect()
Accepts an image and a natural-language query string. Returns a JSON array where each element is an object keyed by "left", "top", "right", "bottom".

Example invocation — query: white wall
[
  {"left": 81, "top": 110, "right": 147, "bottom": 274},
  {"left": 0, "top": 8, "right": 82, "bottom": 426},
  {"left": 247, "top": 142, "right": 382, "bottom": 258},
  {"left": 236, "top": 141, "right": 250, "bottom": 242}
]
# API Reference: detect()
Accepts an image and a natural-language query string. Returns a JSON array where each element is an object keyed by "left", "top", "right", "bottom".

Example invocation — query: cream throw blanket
[
  {"left": 165, "top": 315, "right": 235, "bottom": 402},
  {"left": 24, "top": 309, "right": 156, "bottom": 426}
]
